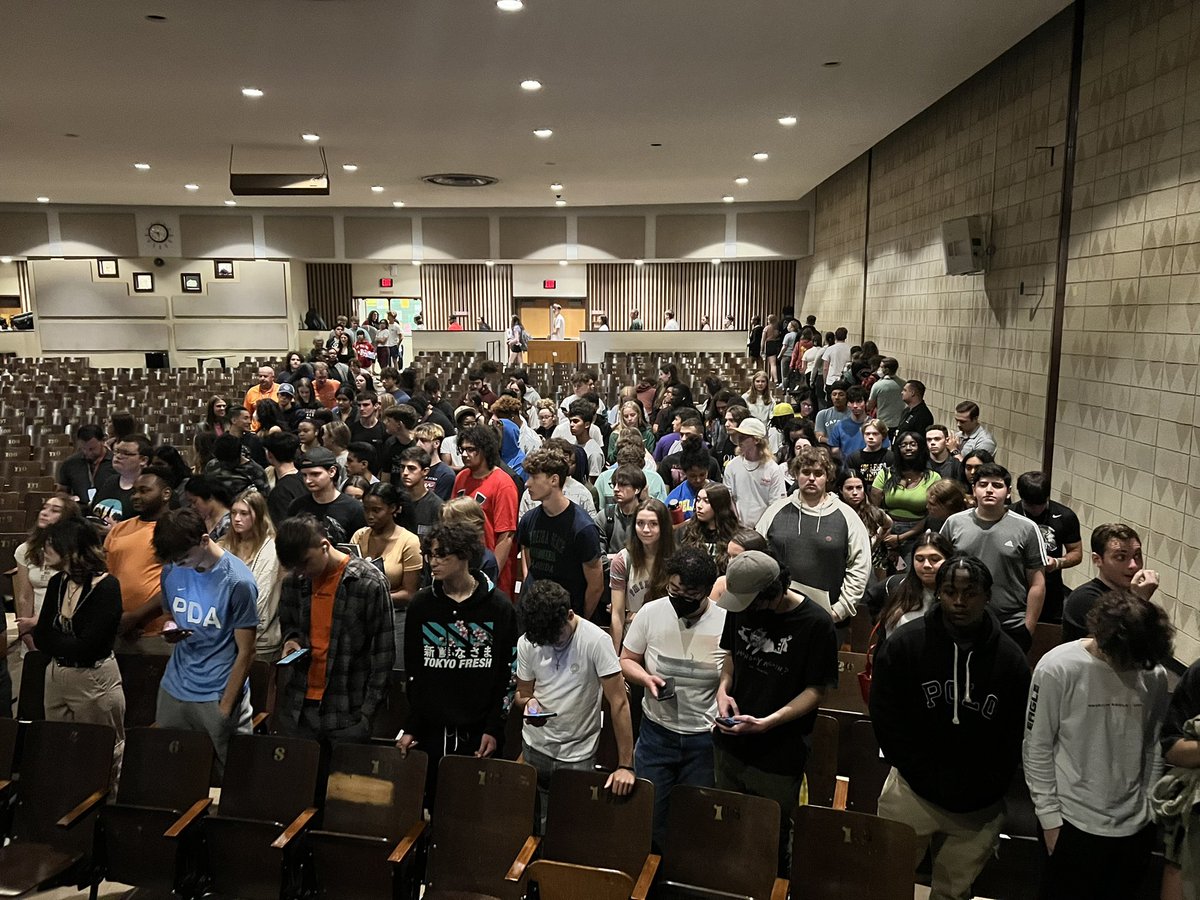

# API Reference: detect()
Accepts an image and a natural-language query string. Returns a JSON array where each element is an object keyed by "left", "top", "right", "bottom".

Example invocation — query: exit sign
[
  {"left": 379, "top": 277, "right": 393, "bottom": 288},
  {"left": 543, "top": 279, "right": 556, "bottom": 289}
]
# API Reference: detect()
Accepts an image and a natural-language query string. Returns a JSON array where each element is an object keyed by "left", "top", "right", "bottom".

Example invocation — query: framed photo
[
  {"left": 213, "top": 260, "right": 234, "bottom": 279},
  {"left": 181, "top": 273, "right": 202, "bottom": 293},
  {"left": 97, "top": 258, "right": 119, "bottom": 278},
  {"left": 132, "top": 272, "right": 155, "bottom": 293}
]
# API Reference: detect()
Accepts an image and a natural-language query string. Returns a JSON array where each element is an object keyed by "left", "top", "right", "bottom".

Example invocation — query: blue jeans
[{"left": 635, "top": 717, "right": 716, "bottom": 849}]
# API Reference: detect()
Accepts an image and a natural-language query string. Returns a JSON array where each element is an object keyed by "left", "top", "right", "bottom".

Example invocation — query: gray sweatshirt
[{"left": 1023, "top": 640, "right": 1169, "bottom": 837}]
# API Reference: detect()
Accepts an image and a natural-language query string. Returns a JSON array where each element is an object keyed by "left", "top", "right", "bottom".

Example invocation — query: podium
[{"left": 526, "top": 339, "right": 581, "bottom": 365}]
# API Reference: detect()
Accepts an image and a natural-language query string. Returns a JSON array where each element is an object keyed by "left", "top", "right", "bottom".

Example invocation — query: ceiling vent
[{"left": 421, "top": 173, "right": 499, "bottom": 188}]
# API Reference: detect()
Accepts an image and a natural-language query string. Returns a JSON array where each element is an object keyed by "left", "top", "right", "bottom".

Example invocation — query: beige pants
[
  {"left": 876, "top": 768, "right": 1004, "bottom": 900},
  {"left": 45, "top": 656, "right": 127, "bottom": 784}
]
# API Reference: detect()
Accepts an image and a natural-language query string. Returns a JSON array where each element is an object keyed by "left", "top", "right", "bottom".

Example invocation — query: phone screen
[{"left": 276, "top": 647, "right": 311, "bottom": 666}]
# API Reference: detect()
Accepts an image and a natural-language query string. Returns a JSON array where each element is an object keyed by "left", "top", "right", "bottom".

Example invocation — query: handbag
[{"left": 858, "top": 621, "right": 880, "bottom": 705}]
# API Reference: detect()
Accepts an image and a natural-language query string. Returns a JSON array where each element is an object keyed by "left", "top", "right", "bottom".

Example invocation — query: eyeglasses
[
  {"left": 423, "top": 548, "right": 454, "bottom": 559},
  {"left": 459, "top": 445, "right": 479, "bottom": 455}
]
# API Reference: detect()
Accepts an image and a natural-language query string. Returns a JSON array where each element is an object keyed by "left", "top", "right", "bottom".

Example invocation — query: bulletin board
[{"left": 359, "top": 297, "right": 422, "bottom": 335}]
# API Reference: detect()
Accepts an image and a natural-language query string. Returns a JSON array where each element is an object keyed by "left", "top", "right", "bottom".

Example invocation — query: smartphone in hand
[
  {"left": 715, "top": 716, "right": 738, "bottom": 728},
  {"left": 657, "top": 677, "right": 676, "bottom": 700},
  {"left": 276, "top": 647, "right": 311, "bottom": 666}
]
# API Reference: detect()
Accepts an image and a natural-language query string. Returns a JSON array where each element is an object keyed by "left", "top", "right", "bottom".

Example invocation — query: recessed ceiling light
[
  {"left": 133, "top": 162, "right": 151, "bottom": 170},
  {"left": 0, "top": 257, "right": 12, "bottom": 265},
  {"left": 342, "top": 164, "right": 358, "bottom": 172},
  {"left": 241, "top": 87, "right": 264, "bottom": 98},
  {"left": 36, "top": 196, "right": 50, "bottom": 203},
  {"left": 485, "top": 260, "right": 496, "bottom": 267},
  {"left": 392, "top": 200, "right": 405, "bottom": 207},
  {"left": 533, "top": 128, "right": 553, "bottom": 139},
  {"left": 550, "top": 183, "right": 563, "bottom": 191},
  {"left": 559, "top": 260, "right": 568, "bottom": 266},
  {"left": 752, "top": 152, "right": 769, "bottom": 161},
  {"left": 823, "top": 60, "right": 841, "bottom": 67},
  {"left": 224, "top": 200, "right": 238, "bottom": 206},
  {"left": 634, "top": 259, "right": 644, "bottom": 266},
  {"left": 301, "top": 132, "right": 321, "bottom": 143},
  {"left": 711, "top": 258, "right": 722, "bottom": 265},
  {"left": 735, "top": 176, "right": 749, "bottom": 186},
  {"left": 555, "top": 199, "right": 567, "bottom": 207},
  {"left": 778, "top": 115, "right": 797, "bottom": 126},
  {"left": 722, "top": 195, "right": 735, "bottom": 203},
  {"left": 521, "top": 79, "right": 542, "bottom": 91},
  {"left": 496, "top": 0, "right": 523, "bottom": 10},
  {"left": 371, "top": 185, "right": 385, "bottom": 193},
  {"left": 412, "top": 260, "right": 421, "bottom": 267},
  {"left": 184, "top": 183, "right": 200, "bottom": 191}
]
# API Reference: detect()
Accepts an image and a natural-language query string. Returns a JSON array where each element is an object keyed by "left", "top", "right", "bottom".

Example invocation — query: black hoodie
[
  {"left": 869, "top": 604, "right": 1030, "bottom": 813},
  {"left": 403, "top": 572, "right": 518, "bottom": 741}
]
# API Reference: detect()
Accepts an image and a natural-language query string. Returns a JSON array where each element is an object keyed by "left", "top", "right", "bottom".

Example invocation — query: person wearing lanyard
[{"left": 55, "top": 423, "right": 116, "bottom": 509}]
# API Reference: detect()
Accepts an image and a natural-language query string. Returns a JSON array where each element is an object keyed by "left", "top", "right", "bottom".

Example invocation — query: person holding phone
[
  {"left": 620, "top": 547, "right": 727, "bottom": 849},
  {"left": 397, "top": 523, "right": 518, "bottom": 804},
  {"left": 515, "top": 580, "right": 635, "bottom": 834},
  {"left": 151, "top": 508, "right": 260, "bottom": 778}
]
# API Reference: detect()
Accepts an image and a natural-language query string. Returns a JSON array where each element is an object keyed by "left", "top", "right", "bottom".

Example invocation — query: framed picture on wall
[
  {"left": 181, "top": 273, "right": 202, "bottom": 293},
  {"left": 214, "top": 260, "right": 234, "bottom": 279},
  {"left": 132, "top": 272, "right": 154, "bottom": 293},
  {"left": 97, "top": 258, "right": 119, "bottom": 278}
]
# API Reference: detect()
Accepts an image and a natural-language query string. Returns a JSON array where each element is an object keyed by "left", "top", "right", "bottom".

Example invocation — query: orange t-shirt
[
  {"left": 103, "top": 517, "right": 166, "bottom": 635},
  {"left": 305, "top": 555, "right": 349, "bottom": 701},
  {"left": 314, "top": 379, "right": 341, "bottom": 410},
  {"left": 244, "top": 384, "right": 281, "bottom": 430}
]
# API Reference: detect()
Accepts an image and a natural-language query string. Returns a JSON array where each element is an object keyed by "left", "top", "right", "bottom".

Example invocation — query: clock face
[{"left": 147, "top": 223, "right": 170, "bottom": 244}]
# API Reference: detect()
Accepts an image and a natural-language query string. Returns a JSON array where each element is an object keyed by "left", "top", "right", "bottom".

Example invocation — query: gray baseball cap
[{"left": 717, "top": 551, "right": 780, "bottom": 612}]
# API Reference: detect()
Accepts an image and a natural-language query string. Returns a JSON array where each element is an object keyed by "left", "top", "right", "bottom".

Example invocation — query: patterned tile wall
[{"left": 799, "top": 0, "right": 1200, "bottom": 661}]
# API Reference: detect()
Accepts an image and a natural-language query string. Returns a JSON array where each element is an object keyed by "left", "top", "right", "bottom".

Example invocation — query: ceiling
[{"left": 1, "top": 0, "right": 1070, "bottom": 210}]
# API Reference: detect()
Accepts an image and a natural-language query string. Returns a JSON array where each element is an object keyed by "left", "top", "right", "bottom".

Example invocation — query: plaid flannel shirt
[{"left": 279, "top": 555, "right": 395, "bottom": 732}]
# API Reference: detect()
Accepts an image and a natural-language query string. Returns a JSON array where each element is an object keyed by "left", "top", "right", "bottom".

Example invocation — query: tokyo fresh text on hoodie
[
  {"left": 869, "top": 605, "right": 1030, "bottom": 813},
  {"left": 755, "top": 491, "right": 870, "bottom": 622}
]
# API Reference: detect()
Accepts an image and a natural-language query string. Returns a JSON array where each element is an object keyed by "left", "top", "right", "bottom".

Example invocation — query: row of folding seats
[{"left": 0, "top": 720, "right": 917, "bottom": 900}]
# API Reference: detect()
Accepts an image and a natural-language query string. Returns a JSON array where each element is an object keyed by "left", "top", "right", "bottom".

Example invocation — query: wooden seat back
[
  {"left": 13, "top": 721, "right": 114, "bottom": 849},
  {"left": 17, "top": 650, "right": 48, "bottom": 721},
  {"left": 115, "top": 653, "right": 169, "bottom": 728},
  {"left": 805, "top": 714, "right": 839, "bottom": 808},
  {"left": 527, "top": 860, "right": 635, "bottom": 900},
  {"left": 218, "top": 734, "right": 321, "bottom": 823},
  {"left": 116, "top": 727, "right": 214, "bottom": 810},
  {"left": 789, "top": 805, "right": 916, "bottom": 900},
  {"left": 321, "top": 743, "right": 427, "bottom": 840},
  {"left": 426, "top": 756, "right": 536, "bottom": 900},
  {"left": 1028, "top": 622, "right": 1061, "bottom": 669},
  {"left": 542, "top": 768, "right": 654, "bottom": 878},
  {"left": 660, "top": 785, "right": 781, "bottom": 900},
  {"left": 821, "top": 651, "right": 868, "bottom": 715},
  {"left": 0, "top": 717, "right": 16, "bottom": 779}
]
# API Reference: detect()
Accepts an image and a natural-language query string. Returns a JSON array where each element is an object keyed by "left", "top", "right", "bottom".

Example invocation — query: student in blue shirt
[
  {"left": 666, "top": 446, "right": 714, "bottom": 523},
  {"left": 827, "top": 385, "right": 870, "bottom": 462},
  {"left": 151, "top": 507, "right": 259, "bottom": 776}
]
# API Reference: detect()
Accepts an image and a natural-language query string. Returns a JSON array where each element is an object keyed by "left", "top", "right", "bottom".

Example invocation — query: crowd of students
[{"left": 2, "top": 315, "right": 1195, "bottom": 898}]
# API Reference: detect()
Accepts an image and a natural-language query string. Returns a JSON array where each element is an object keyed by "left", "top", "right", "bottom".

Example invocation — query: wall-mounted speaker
[{"left": 942, "top": 216, "right": 987, "bottom": 275}]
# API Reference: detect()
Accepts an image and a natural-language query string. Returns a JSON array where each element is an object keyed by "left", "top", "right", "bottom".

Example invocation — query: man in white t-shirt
[
  {"left": 550, "top": 304, "right": 566, "bottom": 340},
  {"left": 620, "top": 547, "right": 727, "bottom": 847},
  {"left": 516, "top": 580, "right": 635, "bottom": 832},
  {"left": 822, "top": 327, "right": 851, "bottom": 387},
  {"left": 722, "top": 417, "right": 785, "bottom": 528},
  {"left": 384, "top": 310, "right": 403, "bottom": 368}
]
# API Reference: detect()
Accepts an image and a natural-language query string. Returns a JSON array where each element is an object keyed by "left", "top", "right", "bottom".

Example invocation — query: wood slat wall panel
[
  {"left": 420, "top": 264, "right": 513, "bottom": 330},
  {"left": 305, "top": 262, "right": 354, "bottom": 325},
  {"left": 586, "top": 260, "right": 796, "bottom": 330}
]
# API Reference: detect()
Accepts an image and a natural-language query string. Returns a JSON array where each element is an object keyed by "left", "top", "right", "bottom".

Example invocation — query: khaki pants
[
  {"left": 45, "top": 656, "right": 126, "bottom": 785},
  {"left": 876, "top": 768, "right": 1004, "bottom": 900}
]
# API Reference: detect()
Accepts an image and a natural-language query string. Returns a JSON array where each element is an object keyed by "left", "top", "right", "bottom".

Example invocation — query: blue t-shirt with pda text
[{"left": 161, "top": 551, "right": 259, "bottom": 702}]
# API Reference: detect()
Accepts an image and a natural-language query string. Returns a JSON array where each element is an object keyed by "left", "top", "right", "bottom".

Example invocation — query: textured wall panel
[
  {"left": 499, "top": 217, "right": 567, "bottom": 260},
  {"left": 179, "top": 215, "right": 256, "bottom": 259},
  {"left": 171, "top": 261, "right": 287, "bottom": 317},
  {"left": 0, "top": 213, "right": 50, "bottom": 256},
  {"left": 422, "top": 217, "right": 490, "bottom": 260},
  {"left": 344, "top": 217, "right": 414, "bottom": 260},
  {"left": 40, "top": 322, "right": 169, "bottom": 352},
  {"left": 58, "top": 213, "right": 139, "bottom": 257},
  {"left": 736, "top": 210, "right": 810, "bottom": 258},
  {"left": 655, "top": 214, "right": 726, "bottom": 259},
  {"left": 576, "top": 216, "right": 646, "bottom": 260},
  {"left": 32, "top": 259, "right": 166, "bottom": 318},
  {"left": 174, "top": 322, "right": 291, "bottom": 350},
  {"left": 262, "top": 215, "right": 335, "bottom": 259}
]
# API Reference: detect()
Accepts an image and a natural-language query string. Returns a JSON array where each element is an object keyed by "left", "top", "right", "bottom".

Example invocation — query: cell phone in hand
[
  {"left": 275, "top": 647, "right": 311, "bottom": 666},
  {"left": 524, "top": 710, "right": 558, "bottom": 719},
  {"left": 715, "top": 716, "right": 738, "bottom": 728},
  {"left": 657, "top": 677, "right": 676, "bottom": 700},
  {"left": 162, "top": 628, "right": 194, "bottom": 643}
]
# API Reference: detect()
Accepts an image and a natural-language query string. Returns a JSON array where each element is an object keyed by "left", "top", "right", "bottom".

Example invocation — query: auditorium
[{"left": 1, "top": 0, "right": 1197, "bottom": 897}]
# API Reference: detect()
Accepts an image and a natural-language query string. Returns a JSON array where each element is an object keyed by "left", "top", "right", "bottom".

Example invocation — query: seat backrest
[
  {"left": 527, "top": 860, "right": 635, "bottom": 900},
  {"left": 0, "top": 717, "right": 17, "bottom": 779},
  {"left": 789, "top": 805, "right": 916, "bottom": 900},
  {"left": 661, "top": 785, "right": 781, "bottom": 900},
  {"left": 116, "top": 727, "right": 214, "bottom": 812},
  {"left": 427, "top": 756, "right": 536, "bottom": 897},
  {"left": 17, "top": 650, "right": 49, "bottom": 721},
  {"left": 322, "top": 743, "right": 427, "bottom": 840},
  {"left": 14, "top": 721, "right": 115, "bottom": 847},
  {"left": 542, "top": 768, "right": 653, "bottom": 878},
  {"left": 116, "top": 653, "right": 169, "bottom": 728},
  {"left": 806, "top": 714, "right": 839, "bottom": 808},
  {"left": 844, "top": 719, "right": 889, "bottom": 815},
  {"left": 1028, "top": 622, "right": 1061, "bottom": 669},
  {"left": 218, "top": 734, "right": 321, "bottom": 823},
  {"left": 821, "top": 651, "right": 869, "bottom": 715}
]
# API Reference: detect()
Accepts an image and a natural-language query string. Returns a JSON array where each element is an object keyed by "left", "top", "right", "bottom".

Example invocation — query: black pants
[
  {"left": 1039, "top": 820, "right": 1155, "bottom": 900},
  {"left": 1004, "top": 622, "right": 1033, "bottom": 652}
]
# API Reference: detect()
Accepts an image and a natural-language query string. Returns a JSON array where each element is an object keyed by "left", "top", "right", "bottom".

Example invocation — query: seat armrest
[
  {"left": 0, "top": 779, "right": 11, "bottom": 798},
  {"left": 632, "top": 853, "right": 661, "bottom": 900},
  {"left": 503, "top": 835, "right": 541, "bottom": 882},
  {"left": 164, "top": 797, "right": 213, "bottom": 838},
  {"left": 833, "top": 775, "right": 849, "bottom": 811},
  {"left": 251, "top": 711, "right": 270, "bottom": 731},
  {"left": 271, "top": 806, "right": 319, "bottom": 849},
  {"left": 771, "top": 876, "right": 790, "bottom": 900},
  {"left": 57, "top": 789, "right": 109, "bottom": 828},
  {"left": 387, "top": 820, "right": 428, "bottom": 864}
]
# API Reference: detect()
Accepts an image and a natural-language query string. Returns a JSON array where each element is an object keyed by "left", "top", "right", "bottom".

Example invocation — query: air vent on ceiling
[{"left": 421, "top": 173, "right": 499, "bottom": 188}]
